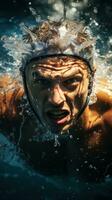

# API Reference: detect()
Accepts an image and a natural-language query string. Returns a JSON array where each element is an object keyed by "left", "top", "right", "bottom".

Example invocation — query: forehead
[{"left": 27, "top": 56, "right": 88, "bottom": 78}]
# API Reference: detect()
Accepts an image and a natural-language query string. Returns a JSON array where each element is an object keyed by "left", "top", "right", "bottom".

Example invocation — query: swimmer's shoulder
[
  {"left": 90, "top": 90, "right": 112, "bottom": 127},
  {"left": 96, "top": 91, "right": 112, "bottom": 108},
  {"left": 90, "top": 90, "right": 112, "bottom": 112},
  {"left": 0, "top": 74, "right": 24, "bottom": 119}
]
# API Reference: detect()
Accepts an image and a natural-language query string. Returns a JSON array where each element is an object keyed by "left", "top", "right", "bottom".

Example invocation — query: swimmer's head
[{"left": 21, "top": 19, "right": 96, "bottom": 134}]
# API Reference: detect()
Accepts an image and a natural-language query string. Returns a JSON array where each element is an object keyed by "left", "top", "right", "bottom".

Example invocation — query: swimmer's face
[{"left": 25, "top": 55, "right": 89, "bottom": 133}]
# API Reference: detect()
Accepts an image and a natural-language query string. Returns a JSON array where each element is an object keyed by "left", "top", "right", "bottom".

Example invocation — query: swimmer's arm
[{"left": 0, "top": 75, "right": 24, "bottom": 119}]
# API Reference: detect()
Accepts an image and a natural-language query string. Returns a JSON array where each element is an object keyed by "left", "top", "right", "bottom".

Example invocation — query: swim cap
[{"left": 22, "top": 19, "right": 95, "bottom": 72}]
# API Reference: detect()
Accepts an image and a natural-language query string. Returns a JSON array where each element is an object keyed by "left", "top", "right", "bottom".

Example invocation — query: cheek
[
  {"left": 75, "top": 80, "right": 89, "bottom": 106},
  {"left": 65, "top": 80, "right": 89, "bottom": 109},
  {"left": 30, "top": 85, "right": 49, "bottom": 106},
  {"left": 64, "top": 91, "right": 78, "bottom": 112}
]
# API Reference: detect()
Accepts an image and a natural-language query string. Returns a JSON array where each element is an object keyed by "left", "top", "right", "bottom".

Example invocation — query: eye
[
  {"left": 63, "top": 76, "right": 82, "bottom": 85},
  {"left": 63, "top": 76, "right": 82, "bottom": 90},
  {"left": 32, "top": 72, "right": 51, "bottom": 88}
]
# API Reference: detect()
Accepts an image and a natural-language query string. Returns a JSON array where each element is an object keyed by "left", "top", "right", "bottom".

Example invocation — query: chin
[
  {"left": 41, "top": 113, "right": 74, "bottom": 134},
  {"left": 46, "top": 122, "right": 73, "bottom": 136}
]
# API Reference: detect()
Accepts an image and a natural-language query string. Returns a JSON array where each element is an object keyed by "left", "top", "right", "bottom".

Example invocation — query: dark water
[
  {"left": 0, "top": 1, "right": 112, "bottom": 199},
  {"left": 0, "top": 133, "right": 112, "bottom": 200},
  {"left": 0, "top": 136, "right": 112, "bottom": 200}
]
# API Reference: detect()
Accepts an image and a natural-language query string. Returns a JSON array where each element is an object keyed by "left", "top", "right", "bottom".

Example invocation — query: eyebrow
[
  {"left": 32, "top": 68, "right": 83, "bottom": 82},
  {"left": 62, "top": 67, "right": 85, "bottom": 78}
]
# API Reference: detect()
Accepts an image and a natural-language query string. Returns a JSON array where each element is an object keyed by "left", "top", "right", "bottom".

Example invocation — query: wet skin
[
  {"left": 0, "top": 58, "right": 112, "bottom": 182},
  {"left": 25, "top": 56, "right": 89, "bottom": 134}
]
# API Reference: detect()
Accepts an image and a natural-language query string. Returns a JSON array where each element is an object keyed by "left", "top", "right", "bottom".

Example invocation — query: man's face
[{"left": 25, "top": 55, "right": 89, "bottom": 134}]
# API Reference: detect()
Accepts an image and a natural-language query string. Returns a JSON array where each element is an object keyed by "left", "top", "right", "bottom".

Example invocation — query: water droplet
[
  {"left": 54, "top": 135, "right": 60, "bottom": 147},
  {"left": 93, "top": 7, "right": 98, "bottom": 14}
]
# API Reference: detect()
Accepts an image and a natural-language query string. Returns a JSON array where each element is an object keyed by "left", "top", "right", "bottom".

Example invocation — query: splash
[
  {"left": 29, "top": 7, "right": 42, "bottom": 23},
  {"left": 93, "top": 50, "right": 112, "bottom": 96}
]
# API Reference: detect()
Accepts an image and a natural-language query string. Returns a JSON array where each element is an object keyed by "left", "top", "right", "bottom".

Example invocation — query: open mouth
[{"left": 46, "top": 110, "right": 69, "bottom": 125}]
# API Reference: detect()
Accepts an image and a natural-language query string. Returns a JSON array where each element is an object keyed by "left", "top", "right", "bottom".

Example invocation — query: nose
[{"left": 48, "top": 84, "right": 65, "bottom": 106}]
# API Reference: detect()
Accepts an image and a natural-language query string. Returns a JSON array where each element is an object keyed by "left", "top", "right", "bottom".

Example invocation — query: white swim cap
[{"left": 22, "top": 19, "right": 95, "bottom": 72}]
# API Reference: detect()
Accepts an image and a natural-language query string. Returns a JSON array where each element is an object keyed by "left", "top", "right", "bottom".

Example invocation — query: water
[
  {"left": 0, "top": 134, "right": 112, "bottom": 200},
  {"left": 0, "top": 1, "right": 112, "bottom": 199}
]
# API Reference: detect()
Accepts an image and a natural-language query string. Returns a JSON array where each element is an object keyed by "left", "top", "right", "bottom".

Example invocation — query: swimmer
[{"left": 0, "top": 20, "right": 112, "bottom": 182}]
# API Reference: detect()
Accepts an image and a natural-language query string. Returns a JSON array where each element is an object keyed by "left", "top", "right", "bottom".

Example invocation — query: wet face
[{"left": 25, "top": 55, "right": 89, "bottom": 134}]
